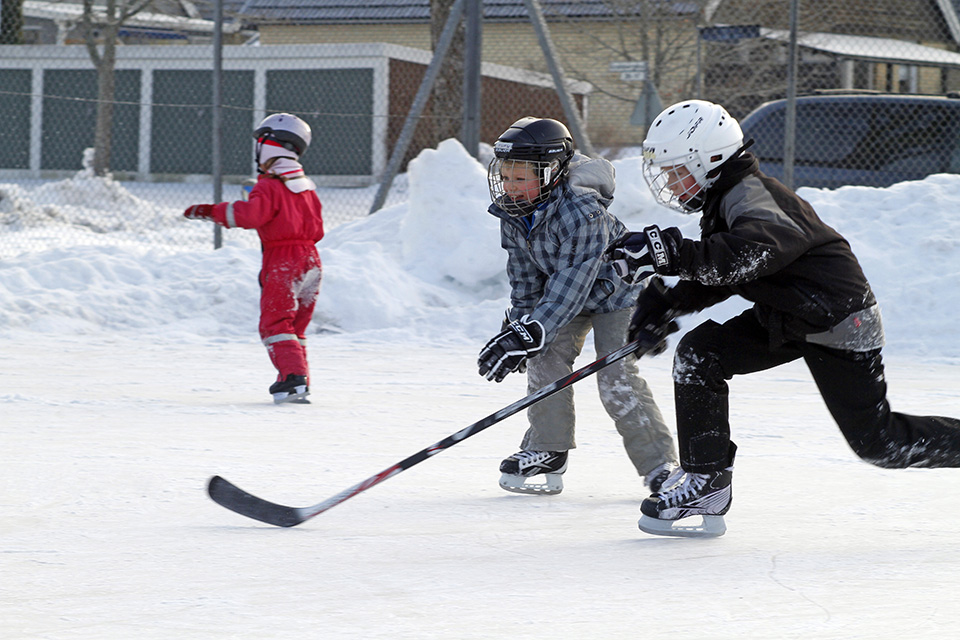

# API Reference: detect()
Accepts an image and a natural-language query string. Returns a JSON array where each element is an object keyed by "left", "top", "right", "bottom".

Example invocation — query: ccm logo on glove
[
  {"left": 478, "top": 315, "right": 545, "bottom": 383},
  {"left": 604, "top": 224, "right": 683, "bottom": 284},
  {"left": 644, "top": 226, "right": 671, "bottom": 271}
]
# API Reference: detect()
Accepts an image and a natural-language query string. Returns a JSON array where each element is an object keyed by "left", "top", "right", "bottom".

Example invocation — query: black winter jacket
[{"left": 663, "top": 152, "right": 884, "bottom": 350}]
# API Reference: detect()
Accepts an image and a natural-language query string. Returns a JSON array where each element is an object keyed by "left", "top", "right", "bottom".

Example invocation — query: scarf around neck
[{"left": 267, "top": 158, "right": 316, "bottom": 193}]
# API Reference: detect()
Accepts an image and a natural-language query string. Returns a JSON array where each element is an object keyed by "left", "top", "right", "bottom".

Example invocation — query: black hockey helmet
[
  {"left": 493, "top": 117, "right": 575, "bottom": 165},
  {"left": 488, "top": 117, "right": 576, "bottom": 216}
]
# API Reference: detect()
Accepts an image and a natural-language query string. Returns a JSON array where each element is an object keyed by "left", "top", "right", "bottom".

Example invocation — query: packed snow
[{"left": 2, "top": 139, "right": 959, "bottom": 638}]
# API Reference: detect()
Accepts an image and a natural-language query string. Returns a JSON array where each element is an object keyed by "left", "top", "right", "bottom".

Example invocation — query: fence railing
[{"left": 3, "top": 0, "right": 960, "bottom": 257}]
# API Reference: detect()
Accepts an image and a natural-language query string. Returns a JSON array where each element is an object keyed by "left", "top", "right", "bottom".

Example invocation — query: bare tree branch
[
  {"left": 80, "top": 0, "right": 158, "bottom": 175},
  {"left": 82, "top": 0, "right": 103, "bottom": 68},
  {"left": 119, "top": 0, "right": 156, "bottom": 22}
]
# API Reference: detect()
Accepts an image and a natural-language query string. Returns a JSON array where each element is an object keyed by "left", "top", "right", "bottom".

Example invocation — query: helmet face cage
[
  {"left": 488, "top": 157, "right": 561, "bottom": 216},
  {"left": 487, "top": 117, "right": 574, "bottom": 216},
  {"left": 642, "top": 152, "right": 707, "bottom": 213},
  {"left": 641, "top": 100, "right": 743, "bottom": 213}
]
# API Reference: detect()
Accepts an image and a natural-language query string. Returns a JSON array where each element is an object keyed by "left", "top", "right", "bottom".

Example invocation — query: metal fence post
[
  {"left": 782, "top": 0, "right": 800, "bottom": 191},
  {"left": 462, "top": 0, "right": 482, "bottom": 159},
  {"left": 523, "top": 0, "right": 595, "bottom": 157},
  {"left": 212, "top": 0, "right": 224, "bottom": 249},
  {"left": 369, "top": 0, "right": 467, "bottom": 215}
]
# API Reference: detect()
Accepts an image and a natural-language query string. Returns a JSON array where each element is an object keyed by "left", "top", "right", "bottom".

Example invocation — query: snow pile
[
  {"left": 1, "top": 172, "right": 174, "bottom": 234},
  {"left": 1, "top": 139, "right": 959, "bottom": 357}
]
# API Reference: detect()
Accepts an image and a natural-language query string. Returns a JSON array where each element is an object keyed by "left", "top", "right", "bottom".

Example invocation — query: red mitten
[{"left": 183, "top": 204, "right": 214, "bottom": 220}]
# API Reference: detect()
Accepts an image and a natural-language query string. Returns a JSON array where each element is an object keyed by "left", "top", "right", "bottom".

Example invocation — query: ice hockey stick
[{"left": 207, "top": 338, "right": 648, "bottom": 527}]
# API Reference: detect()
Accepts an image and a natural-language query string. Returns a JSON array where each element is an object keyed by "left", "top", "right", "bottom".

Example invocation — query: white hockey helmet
[
  {"left": 254, "top": 113, "right": 312, "bottom": 164},
  {"left": 642, "top": 100, "right": 743, "bottom": 213}
]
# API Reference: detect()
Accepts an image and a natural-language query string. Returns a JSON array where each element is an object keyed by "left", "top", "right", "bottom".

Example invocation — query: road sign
[
  {"left": 609, "top": 61, "right": 648, "bottom": 74},
  {"left": 620, "top": 71, "right": 647, "bottom": 82}
]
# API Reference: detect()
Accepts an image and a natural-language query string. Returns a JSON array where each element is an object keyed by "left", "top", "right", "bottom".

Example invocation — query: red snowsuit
[{"left": 211, "top": 175, "right": 324, "bottom": 383}]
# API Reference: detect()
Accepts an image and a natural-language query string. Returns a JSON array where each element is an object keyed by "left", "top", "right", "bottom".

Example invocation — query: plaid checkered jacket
[{"left": 489, "top": 155, "right": 640, "bottom": 346}]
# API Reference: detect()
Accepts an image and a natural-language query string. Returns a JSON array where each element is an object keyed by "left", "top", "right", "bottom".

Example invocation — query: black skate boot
[
  {"left": 638, "top": 466, "right": 732, "bottom": 538},
  {"left": 498, "top": 450, "right": 568, "bottom": 495},
  {"left": 269, "top": 374, "right": 310, "bottom": 404}
]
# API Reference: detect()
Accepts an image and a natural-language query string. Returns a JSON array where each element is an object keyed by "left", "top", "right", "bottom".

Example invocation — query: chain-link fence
[
  {"left": 0, "top": 43, "right": 418, "bottom": 257},
  {"left": 3, "top": 0, "right": 960, "bottom": 258}
]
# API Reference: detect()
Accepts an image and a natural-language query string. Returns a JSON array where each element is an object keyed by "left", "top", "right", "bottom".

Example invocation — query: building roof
[
  {"left": 23, "top": 0, "right": 244, "bottom": 33},
  {"left": 762, "top": 28, "right": 960, "bottom": 68},
  {"left": 236, "top": 0, "right": 698, "bottom": 24},
  {"left": 23, "top": 0, "right": 243, "bottom": 33},
  {"left": 706, "top": 0, "right": 960, "bottom": 49}
]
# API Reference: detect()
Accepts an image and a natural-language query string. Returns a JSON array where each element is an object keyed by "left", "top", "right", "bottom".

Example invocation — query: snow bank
[{"left": 1, "top": 139, "right": 959, "bottom": 356}]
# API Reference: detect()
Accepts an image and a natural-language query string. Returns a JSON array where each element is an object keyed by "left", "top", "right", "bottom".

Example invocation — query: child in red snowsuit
[{"left": 184, "top": 113, "right": 324, "bottom": 404}]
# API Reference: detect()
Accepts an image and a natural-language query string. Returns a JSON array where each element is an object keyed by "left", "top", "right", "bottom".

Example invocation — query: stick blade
[{"left": 207, "top": 475, "right": 307, "bottom": 528}]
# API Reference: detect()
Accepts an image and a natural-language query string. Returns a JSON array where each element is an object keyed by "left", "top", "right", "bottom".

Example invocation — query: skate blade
[
  {"left": 499, "top": 472, "right": 563, "bottom": 495},
  {"left": 638, "top": 514, "right": 726, "bottom": 538},
  {"left": 273, "top": 388, "right": 310, "bottom": 404}
]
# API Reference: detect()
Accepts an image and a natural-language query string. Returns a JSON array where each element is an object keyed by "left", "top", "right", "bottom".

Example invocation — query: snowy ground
[
  {"left": 2, "top": 140, "right": 960, "bottom": 638},
  {"left": 4, "top": 335, "right": 960, "bottom": 639}
]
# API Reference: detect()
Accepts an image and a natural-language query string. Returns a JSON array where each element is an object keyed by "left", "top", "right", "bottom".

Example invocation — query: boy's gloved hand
[
  {"left": 478, "top": 315, "right": 545, "bottom": 382},
  {"left": 628, "top": 277, "right": 680, "bottom": 355},
  {"left": 499, "top": 311, "right": 527, "bottom": 374},
  {"left": 183, "top": 204, "right": 214, "bottom": 220},
  {"left": 605, "top": 225, "right": 683, "bottom": 283}
]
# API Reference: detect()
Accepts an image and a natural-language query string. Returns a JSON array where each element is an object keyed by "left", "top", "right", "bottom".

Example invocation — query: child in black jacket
[{"left": 606, "top": 99, "right": 960, "bottom": 537}]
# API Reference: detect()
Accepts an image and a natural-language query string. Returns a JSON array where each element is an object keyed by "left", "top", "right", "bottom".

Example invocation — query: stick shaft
[{"left": 208, "top": 340, "right": 645, "bottom": 526}]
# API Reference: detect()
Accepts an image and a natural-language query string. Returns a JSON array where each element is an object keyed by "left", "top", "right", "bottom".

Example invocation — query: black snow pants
[{"left": 673, "top": 309, "right": 960, "bottom": 472}]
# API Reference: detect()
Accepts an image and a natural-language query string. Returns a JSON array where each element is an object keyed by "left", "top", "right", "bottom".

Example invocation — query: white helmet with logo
[{"left": 642, "top": 100, "right": 743, "bottom": 213}]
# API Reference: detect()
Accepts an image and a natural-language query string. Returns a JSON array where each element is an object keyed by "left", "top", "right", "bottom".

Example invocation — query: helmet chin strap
[
  {"left": 686, "top": 138, "right": 755, "bottom": 212},
  {"left": 704, "top": 138, "right": 755, "bottom": 182},
  {"left": 680, "top": 191, "right": 705, "bottom": 213}
]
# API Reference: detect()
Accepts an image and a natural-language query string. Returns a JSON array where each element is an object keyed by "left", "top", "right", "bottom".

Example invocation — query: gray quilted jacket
[{"left": 488, "top": 154, "right": 639, "bottom": 346}]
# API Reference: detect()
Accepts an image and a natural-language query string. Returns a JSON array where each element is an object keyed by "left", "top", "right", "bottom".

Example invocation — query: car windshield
[{"left": 748, "top": 100, "right": 960, "bottom": 172}]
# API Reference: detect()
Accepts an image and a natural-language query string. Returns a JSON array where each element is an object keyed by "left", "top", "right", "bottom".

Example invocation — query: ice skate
[
  {"left": 270, "top": 374, "right": 310, "bottom": 404},
  {"left": 498, "top": 450, "right": 568, "bottom": 495},
  {"left": 644, "top": 461, "right": 681, "bottom": 493},
  {"left": 638, "top": 466, "right": 732, "bottom": 538}
]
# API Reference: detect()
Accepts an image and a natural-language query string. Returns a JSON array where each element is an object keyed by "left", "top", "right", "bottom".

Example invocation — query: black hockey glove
[
  {"left": 604, "top": 225, "right": 683, "bottom": 283},
  {"left": 478, "top": 315, "right": 545, "bottom": 383},
  {"left": 499, "top": 311, "right": 527, "bottom": 374},
  {"left": 628, "top": 277, "right": 680, "bottom": 355}
]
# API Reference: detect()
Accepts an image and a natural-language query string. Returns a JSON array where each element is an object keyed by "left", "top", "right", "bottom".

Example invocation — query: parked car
[{"left": 739, "top": 92, "right": 960, "bottom": 189}]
